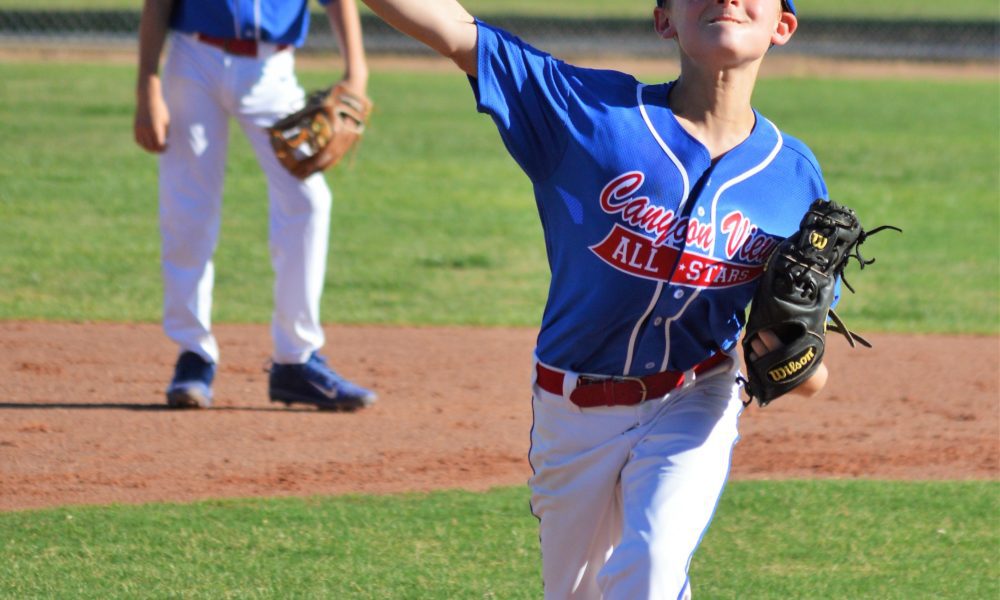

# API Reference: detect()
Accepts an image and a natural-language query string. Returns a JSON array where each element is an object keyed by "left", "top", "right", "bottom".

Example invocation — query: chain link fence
[{"left": 0, "top": 10, "right": 997, "bottom": 61}]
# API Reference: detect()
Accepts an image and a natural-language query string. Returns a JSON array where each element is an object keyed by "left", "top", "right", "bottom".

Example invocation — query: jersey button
[
  {"left": 674, "top": 289, "right": 685, "bottom": 299},
  {"left": 653, "top": 317, "right": 663, "bottom": 326},
  {"left": 645, "top": 362, "right": 655, "bottom": 370}
]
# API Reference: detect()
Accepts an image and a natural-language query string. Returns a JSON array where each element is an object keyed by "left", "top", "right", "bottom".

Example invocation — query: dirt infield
[{"left": 1, "top": 322, "right": 996, "bottom": 512}]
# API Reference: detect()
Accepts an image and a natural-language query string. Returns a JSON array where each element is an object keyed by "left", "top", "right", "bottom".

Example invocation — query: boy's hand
[{"left": 134, "top": 76, "right": 169, "bottom": 153}]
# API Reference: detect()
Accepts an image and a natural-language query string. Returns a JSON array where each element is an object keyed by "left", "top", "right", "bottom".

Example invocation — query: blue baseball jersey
[
  {"left": 470, "top": 22, "right": 829, "bottom": 377},
  {"left": 169, "top": 0, "right": 331, "bottom": 47}
]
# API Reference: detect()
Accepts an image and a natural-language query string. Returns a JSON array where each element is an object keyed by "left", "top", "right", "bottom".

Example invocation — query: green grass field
[
  {"left": 0, "top": 62, "right": 997, "bottom": 333},
  {"left": 0, "top": 57, "right": 997, "bottom": 598},
  {"left": 1, "top": 482, "right": 996, "bottom": 598},
  {"left": 1, "top": 0, "right": 998, "bottom": 21}
]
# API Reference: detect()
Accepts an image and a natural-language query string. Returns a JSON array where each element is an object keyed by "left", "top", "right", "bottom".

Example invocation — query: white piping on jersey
[
  {"left": 637, "top": 84, "right": 691, "bottom": 211},
  {"left": 633, "top": 86, "right": 786, "bottom": 372},
  {"left": 659, "top": 290, "right": 701, "bottom": 372},
  {"left": 623, "top": 281, "right": 663, "bottom": 375},
  {"left": 624, "top": 83, "right": 690, "bottom": 375},
  {"left": 707, "top": 117, "right": 784, "bottom": 258},
  {"left": 658, "top": 121, "right": 782, "bottom": 369}
]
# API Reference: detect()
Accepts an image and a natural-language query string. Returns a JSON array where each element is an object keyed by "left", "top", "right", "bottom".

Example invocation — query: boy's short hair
[{"left": 655, "top": 0, "right": 797, "bottom": 15}]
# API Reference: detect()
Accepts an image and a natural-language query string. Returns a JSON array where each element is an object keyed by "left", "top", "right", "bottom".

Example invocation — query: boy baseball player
[
  {"left": 359, "top": 0, "right": 825, "bottom": 597},
  {"left": 133, "top": 0, "right": 377, "bottom": 410}
]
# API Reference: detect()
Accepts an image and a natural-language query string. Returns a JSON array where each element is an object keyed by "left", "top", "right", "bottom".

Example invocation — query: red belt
[
  {"left": 535, "top": 352, "right": 731, "bottom": 408},
  {"left": 196, "top": 33, "right": 290, "bottom": 57}
]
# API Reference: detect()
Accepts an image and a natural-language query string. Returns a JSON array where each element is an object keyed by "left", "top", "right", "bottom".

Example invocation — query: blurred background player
[{"left": 133, "top": 0, "right": 377, "bottom": 411}]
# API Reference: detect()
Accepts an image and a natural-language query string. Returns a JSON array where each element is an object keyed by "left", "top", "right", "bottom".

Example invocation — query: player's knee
[{"left": 273, "top": 181, "right": 331, "bottom": 218}]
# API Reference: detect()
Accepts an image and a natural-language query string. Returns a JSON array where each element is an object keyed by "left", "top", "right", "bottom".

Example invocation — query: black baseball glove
[{"left": 741, "top": 198, "right": 900, "bottom": 406}]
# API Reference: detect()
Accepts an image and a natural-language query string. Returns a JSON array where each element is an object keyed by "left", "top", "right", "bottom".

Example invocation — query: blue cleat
[
  {"left": 166, "top": 351, "right": 216, "bottom": 409},
  {"left": 268, "top": 352, "right": 376, "bottom": 411}
]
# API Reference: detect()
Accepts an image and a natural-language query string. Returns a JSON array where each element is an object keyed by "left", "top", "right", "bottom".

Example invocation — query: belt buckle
[
  {"left": 613, "top": 375, "right": 647, "bottom": 404},
  {"left": 576, "top": 373, "right": 648, "bottom": 406}
]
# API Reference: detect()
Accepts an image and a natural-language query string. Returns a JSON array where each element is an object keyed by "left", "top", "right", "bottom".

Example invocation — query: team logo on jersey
[
  {"left": 590, "top": 225, "right": 764, "bottom": 287},
  {"left": 590, "top": 171, "right": 780, "bottom": 288}
]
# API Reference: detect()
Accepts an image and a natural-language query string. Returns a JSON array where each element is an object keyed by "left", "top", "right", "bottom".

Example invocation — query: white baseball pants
[
  {"left": 159, "top": 32, "right": 332, "bottom": 365},
  {"left": 529, "top": 357, "right": 743, "bottom": 599}
]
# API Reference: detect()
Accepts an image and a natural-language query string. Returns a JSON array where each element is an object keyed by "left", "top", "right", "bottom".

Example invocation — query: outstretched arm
[
  {"left": 359, "top": 0, "right": 478, "bottom": 76},
  {"left": 326, "top": 0, "right": 369, "bottom": 95}
]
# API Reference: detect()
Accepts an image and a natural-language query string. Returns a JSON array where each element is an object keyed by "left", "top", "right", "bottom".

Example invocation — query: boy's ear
[
  {"left": 653, "top": 6, "right": 676, "bottom": 40},
  {"left": 771, "top": 12, "right": 798, "bottom": 46}
]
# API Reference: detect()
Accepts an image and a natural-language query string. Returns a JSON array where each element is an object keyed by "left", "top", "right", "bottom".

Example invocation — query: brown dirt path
[{"left": 1, "top": 322, "right": 996, "bottom": 512}]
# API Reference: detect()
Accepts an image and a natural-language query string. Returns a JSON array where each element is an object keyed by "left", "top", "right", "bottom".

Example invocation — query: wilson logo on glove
[{"left": 767, "top": 346, "right": 817, "bottom": 382}]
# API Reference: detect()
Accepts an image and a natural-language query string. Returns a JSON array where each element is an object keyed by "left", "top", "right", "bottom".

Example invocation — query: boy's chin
[
  {"left": 686, "top": 36, "right": 771, "bottom": 69},
  {"left": 687, "top": 48, "right": 766, "bottom": 70}
]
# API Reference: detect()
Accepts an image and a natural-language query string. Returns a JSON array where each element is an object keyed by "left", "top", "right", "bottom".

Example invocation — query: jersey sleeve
[
  {"left": 767, "top": 132, "right": 845, "bottom": 312},
  {"left": 469, "top": 21, "right": 573, "bottom": 182}
]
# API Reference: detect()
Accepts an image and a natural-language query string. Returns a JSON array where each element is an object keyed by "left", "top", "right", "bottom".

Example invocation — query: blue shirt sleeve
[{"left": 468, "top": 21, "right": 572, "bottom": 182}]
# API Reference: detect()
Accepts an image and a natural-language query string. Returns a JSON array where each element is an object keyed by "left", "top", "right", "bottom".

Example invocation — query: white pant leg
[
  {"left": 599, "top": 368, "right": 743, "bottom": 600},
  {"left": 159, "top": 34, "right": 230, "bottom": 363},
  {"left": 529, "top": 368, "right": 639, "bottom": 599},
  {"left": 229, "top": 49, "right": 332, "bottom": 364}
]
